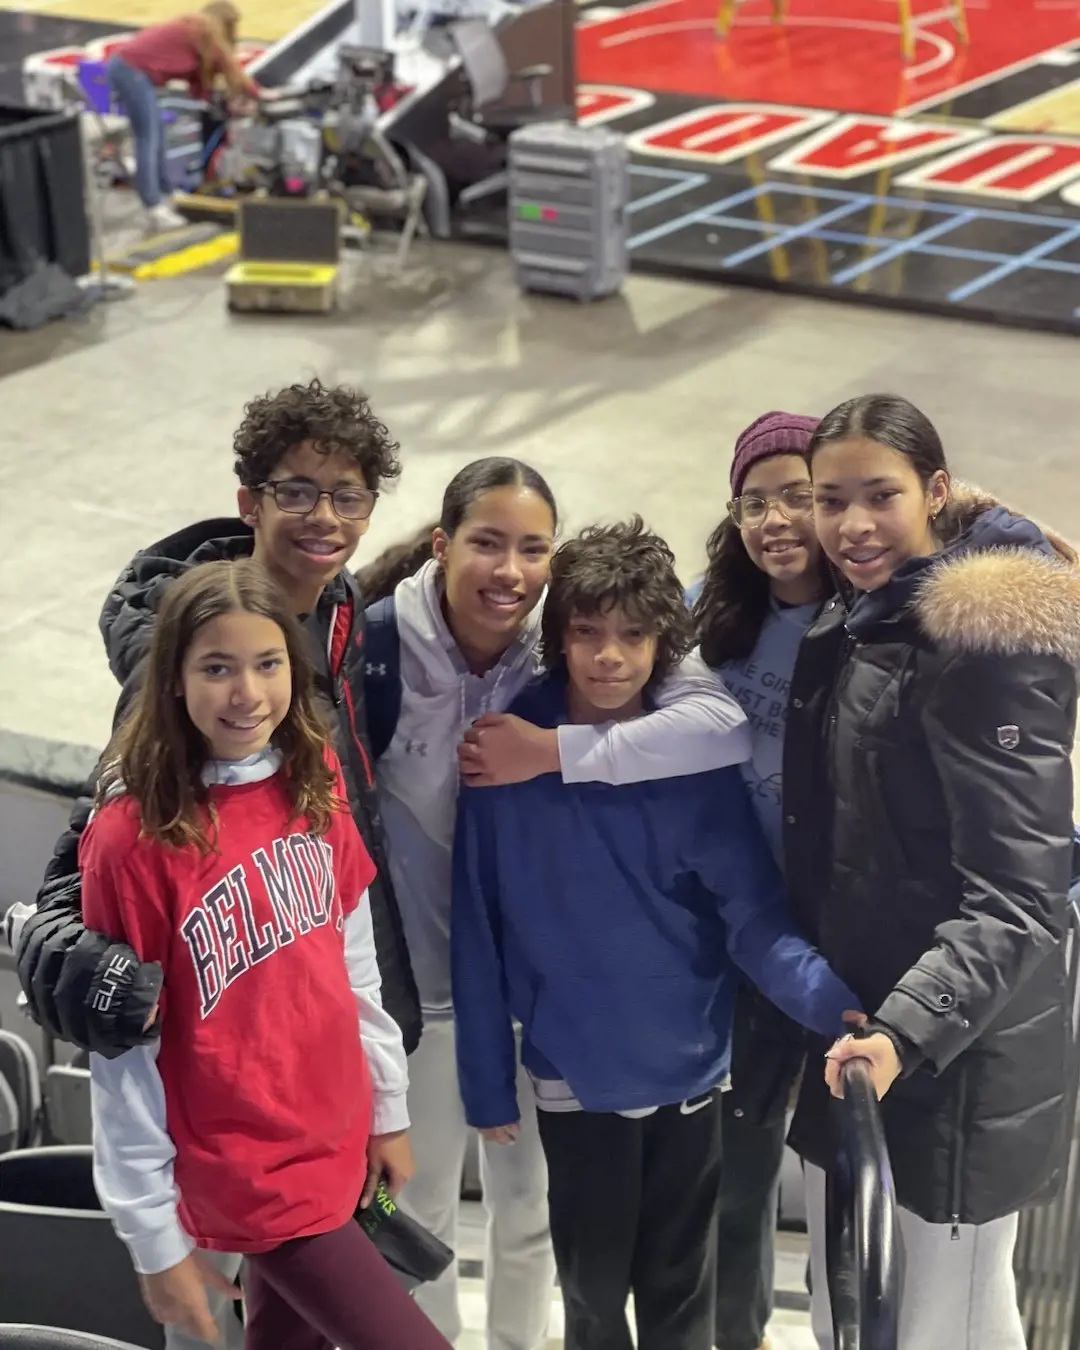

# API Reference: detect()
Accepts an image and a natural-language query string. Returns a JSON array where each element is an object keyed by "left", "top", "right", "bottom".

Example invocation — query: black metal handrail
[{"left": 825, "top": 1057, "right": 901, "bottom": 1350}]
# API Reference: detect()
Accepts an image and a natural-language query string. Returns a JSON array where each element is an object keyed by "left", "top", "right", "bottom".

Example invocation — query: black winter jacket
[
  {"left": 784, "top": 493, "right": 1080, "bottom": 1226},
  {"left": 18, "top": 520, "right": 422, "bottom": 1057}
]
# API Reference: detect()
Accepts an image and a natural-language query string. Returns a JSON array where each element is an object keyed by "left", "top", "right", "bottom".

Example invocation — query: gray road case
[{"left": 508, "top": 121, "right": 629, "bottom": 301}]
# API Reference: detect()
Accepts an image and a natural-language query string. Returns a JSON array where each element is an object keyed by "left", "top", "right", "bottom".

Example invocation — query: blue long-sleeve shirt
[{"left": 451, "top": 672, "right": 859, "bottom": 1129}]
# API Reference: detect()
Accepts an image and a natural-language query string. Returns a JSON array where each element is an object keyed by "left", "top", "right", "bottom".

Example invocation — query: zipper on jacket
[
  {"left": 892, "top": 648, "right": 914, "bottom": 717},
  {"left": 948, "top": 1067, "right": 969, "bottom": 1240}
]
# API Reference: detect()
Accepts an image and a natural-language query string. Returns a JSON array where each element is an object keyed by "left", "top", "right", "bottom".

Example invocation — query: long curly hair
[
  {"left": 540, "top": 517, "right": 692, "bottom": 684},
  {"left": 96, "top": 559, "right": 339, "bottom": 853}
]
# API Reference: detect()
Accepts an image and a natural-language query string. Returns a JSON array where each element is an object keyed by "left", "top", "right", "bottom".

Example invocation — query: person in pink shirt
[{"left": 108, "top": 2, "right": 258, "bottom": 231}]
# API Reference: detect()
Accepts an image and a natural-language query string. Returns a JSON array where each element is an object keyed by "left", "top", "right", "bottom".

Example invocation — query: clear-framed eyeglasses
[{"left": 728, "top": 485, "right": 814, "bottom": 528}]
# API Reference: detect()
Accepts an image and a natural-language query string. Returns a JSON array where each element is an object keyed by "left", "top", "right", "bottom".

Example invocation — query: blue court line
[
  {"left": 625, "top": 177, "right": 1080, "bottom": 304},
  {"left": 626, "top": 184, "right": 779, "bottom": 249},
  {"left": 627, "top": 172, "right": 710, "bottom": 215},
  {"left": 948, "top": 222, "right": 1080, "bottom": 303},
  {"left": 723, "top": 179, "right": 1080, "bottom": 234},
  {"left": 630, "top": 164, "right": 701, "bottom": 179},
  {"left": 632, "top": 170, "right": 1080, "bottom": 235},
  {"left": 828, "top": 211, "right": 979, "bottom": 286},
  {"left": 687, "top": 212, "right": 1080, "bottom": 276},
  {"left": 721, "top": 198, "right": 872, "bottom": 268}
]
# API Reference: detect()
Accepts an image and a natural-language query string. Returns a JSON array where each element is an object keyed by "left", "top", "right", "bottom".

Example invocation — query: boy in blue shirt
[{"left": 451, "top": 517, "right": 858, "bottom": 1350}]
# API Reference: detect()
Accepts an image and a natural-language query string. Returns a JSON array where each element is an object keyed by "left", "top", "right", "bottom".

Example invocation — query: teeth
[
  {"left": 483, "top": 591, "right": 521, "bottom": 605},
  {"left": 297, "top": 540, "right": 340, "bottom": 556}
]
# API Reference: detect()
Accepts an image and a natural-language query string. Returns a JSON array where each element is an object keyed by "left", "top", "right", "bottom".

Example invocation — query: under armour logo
[
  {"left": 997, "top": 725, "right": 1020, "bottom": 750},
  {"left": 405, "top": 740, "right": 428, "bottom": 757},
  {"left": 91, "top": 952, "right": 132, "bottom": 1013},
  {"left": 366, "top": 662, "right": 387, "bottom": 677}
]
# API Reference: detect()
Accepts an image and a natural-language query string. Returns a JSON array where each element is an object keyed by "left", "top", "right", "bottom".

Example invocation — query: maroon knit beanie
[{"left": 730, "top": 411, "right": 820, "bottom": 497}]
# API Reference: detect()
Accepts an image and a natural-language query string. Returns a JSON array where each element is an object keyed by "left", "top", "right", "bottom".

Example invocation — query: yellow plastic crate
[{"left": 225, "top": 261, "right": 338, "bottom": 314}]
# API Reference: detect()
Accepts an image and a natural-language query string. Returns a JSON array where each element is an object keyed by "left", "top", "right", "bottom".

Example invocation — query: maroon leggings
[{"left": 244, "top": 1219, "right": 452, "bottom": 1350}]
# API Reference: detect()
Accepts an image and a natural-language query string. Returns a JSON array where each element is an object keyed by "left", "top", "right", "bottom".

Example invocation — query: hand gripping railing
[{"left": 825, "top": 1057, "right": 901, "bottom": 1350}]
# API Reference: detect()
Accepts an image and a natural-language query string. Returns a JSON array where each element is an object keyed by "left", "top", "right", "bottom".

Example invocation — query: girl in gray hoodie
[{"left": 367, "top": 458, "right": 755, "bottom": 1350}]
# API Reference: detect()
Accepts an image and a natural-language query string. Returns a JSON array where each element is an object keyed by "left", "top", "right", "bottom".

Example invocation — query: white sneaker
[{"left": 146, "top": 202, "right": 187, "bottom": 233}]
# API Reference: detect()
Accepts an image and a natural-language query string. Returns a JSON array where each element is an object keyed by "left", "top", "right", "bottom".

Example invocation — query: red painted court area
[{"left": 577, "top": 0, "right": 1080, "bottom": 116}]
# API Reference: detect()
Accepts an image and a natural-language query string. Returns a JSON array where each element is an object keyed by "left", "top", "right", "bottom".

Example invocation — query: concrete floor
[{"left": 2, "top": 241, "right": 1079, "bottom": 753}]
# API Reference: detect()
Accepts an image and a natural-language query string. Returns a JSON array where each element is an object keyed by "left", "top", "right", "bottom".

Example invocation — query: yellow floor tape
[{"left": 124, "top": 230, "right": 239, "bottom": 280}]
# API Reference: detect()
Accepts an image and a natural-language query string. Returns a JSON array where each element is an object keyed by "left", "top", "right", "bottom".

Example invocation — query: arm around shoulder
[{"left": 558, "top": 649, "right": 751, "bottom": 786}]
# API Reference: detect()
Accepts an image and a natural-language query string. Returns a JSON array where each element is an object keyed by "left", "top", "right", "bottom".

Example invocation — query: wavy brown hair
[
  {"left": 96, "top": 559, "right": 339, "bottom": 852},
  {"left": 540, "top": 517, "right": 692, "bottom": 685}
]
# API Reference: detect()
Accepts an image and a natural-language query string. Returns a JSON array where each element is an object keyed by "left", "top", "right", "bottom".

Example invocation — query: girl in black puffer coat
[{"left": 784, "top": 394, "right": 1080, "bottom": 1350}]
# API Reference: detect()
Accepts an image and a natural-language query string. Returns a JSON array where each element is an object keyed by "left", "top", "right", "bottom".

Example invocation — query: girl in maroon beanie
[{"left": 691, "top": 411, "right": 832, "bottom": 1350}]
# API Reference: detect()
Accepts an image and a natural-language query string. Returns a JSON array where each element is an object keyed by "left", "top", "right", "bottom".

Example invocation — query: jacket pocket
[{"left": 894, "top": 963, "right": 966, "bottom": 1024}]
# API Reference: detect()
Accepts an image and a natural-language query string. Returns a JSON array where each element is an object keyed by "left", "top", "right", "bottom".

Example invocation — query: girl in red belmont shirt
[{"left": 81, "top": 558, "right": 450, "bottom": 1350}]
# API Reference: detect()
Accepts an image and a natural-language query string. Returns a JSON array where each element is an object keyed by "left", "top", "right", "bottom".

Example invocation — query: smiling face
[
  {"left": 433, "top": 485, "right": 555, "bottom": 669},
  {"left": 812, "top": 436, "right": 949, "bottom": 591},
  {"left": 737, "top": 454, "right": 822, "bottom": 604},
  {"left": 240, "top": 441, "right": 374, "bottom": 614},
  {"left": 180, "top": 610, "right": 293, "bottom": 761},
  {"left": 563, "top": 603, "right": 657, "bottom": 723}
]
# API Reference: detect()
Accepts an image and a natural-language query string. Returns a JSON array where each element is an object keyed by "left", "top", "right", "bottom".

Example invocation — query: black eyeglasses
[
  {"left": 259, "top": 479, "right": 379, "bottom": 521},
  {"left": 728, "top": 485, "right": 814, "bottom": 528}
]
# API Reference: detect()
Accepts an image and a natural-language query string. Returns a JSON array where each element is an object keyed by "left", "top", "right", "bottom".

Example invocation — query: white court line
[
  {"left": 600, "top": 13, "right": 954, "bottom": 79},
  {"left": 603, "top": 13, "right": 908, "bottom": 43},
  {"left": 899, "top": 40, "right": 1080, "bottom": 114},
  {"left": 586, "top": 0, "right": 1074, "bottom": 120}
]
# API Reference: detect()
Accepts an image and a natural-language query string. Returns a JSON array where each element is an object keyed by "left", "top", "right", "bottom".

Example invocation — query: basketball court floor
[
  {"left": 4, "top": 0, "right": 1080, "bottom": 328},
  {"left": 576, "top": 0, "right": 1080, "bottom": 331}
]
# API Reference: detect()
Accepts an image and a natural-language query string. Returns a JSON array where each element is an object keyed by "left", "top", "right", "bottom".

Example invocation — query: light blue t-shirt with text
[{"left": 720, "top": 601, "right": 818, "bottom": 861}]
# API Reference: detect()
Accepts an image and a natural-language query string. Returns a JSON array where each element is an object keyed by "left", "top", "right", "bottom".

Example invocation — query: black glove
[{"left": 18, "top": 909, "right": 162, "bottom": 1058}]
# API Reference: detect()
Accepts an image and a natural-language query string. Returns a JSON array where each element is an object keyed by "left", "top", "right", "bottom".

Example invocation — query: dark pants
[
  {"left": 244, "top": 1219, "right": 452, "bottom": 1350},
  {"left": 714, "top": 1101, "right": 788, "bottom": 1350},
  {"left": 538, "top": 1094, "right": 723, "bottom": 1350}
]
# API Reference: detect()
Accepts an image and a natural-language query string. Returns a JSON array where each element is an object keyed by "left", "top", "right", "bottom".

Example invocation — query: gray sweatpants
[
  {"left": 397, "top": 1016, "right": 555, "bottom": 1350},
  {"left": 804, "top": 1162, "right": 1026, "bottom": 1350},
  {"left": 164, "top": 1249, "right": 245, "bottom": 1350}
]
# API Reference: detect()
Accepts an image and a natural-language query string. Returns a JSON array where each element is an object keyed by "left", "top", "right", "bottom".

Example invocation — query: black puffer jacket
[
  {"left": 784, "top": 492, "right": 1080, "bottom": 1226},
  {"left": 19, "top": 520, "right": 421, "bottom": 1057}
]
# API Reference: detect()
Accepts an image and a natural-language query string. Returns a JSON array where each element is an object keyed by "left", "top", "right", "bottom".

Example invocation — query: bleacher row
[{"left": 0, "top": 1032, "right": 163, "bottom": 1347}]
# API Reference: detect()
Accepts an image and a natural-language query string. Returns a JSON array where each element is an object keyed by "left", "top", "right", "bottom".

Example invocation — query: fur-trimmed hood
[{"left": 846, "top": 483, "right": 1080, "bottom": 667}]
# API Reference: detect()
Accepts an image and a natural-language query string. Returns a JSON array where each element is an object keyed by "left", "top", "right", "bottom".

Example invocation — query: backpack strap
[{"left": 364, "top": 595, "right": 402, "bottom": 762}]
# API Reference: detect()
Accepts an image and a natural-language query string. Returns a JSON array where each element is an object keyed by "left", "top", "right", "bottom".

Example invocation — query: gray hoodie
[{"left": 378, "top": 560, "right": 753, "bottom": 1014}]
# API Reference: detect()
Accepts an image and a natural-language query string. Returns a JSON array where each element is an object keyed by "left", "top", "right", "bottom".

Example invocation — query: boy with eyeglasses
[
  {"left": 12, "top": 378, "right": 420, "bottom": 1053},
  {"left": 6, "top": 379, "right": 421, "bottom": 1349}
]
